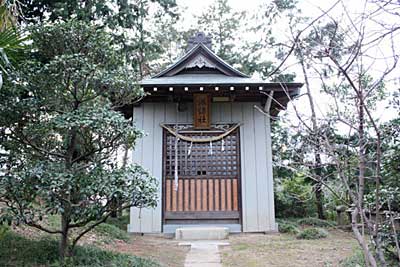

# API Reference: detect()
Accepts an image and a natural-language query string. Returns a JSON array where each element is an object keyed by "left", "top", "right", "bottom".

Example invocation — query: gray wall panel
[
  {"left": 254, "top": 107, "right": 269, "bottom": 229},
  {"left": 130, "top": 105, "right": 143, "bottom": 232},
  {"left": 140, "top": 103, "right": 156, "bottom": 232},
  {"left": 241, "top": 103, "right": 258, "bottom": 231},
  {"left": 151, "top": 103, "right": 165, "bottom": 232}
]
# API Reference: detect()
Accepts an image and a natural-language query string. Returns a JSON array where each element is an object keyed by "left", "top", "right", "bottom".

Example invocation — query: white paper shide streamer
[{"left": 174, "top": 137, "right": 180, "bottom": 191}]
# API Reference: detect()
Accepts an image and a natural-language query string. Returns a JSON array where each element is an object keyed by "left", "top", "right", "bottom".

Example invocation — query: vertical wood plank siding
[{"left": 128, "top": 102, "right": 277, "bottom": 233}]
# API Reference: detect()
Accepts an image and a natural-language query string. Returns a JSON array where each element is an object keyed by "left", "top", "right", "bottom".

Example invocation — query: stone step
[
  {"left": 164, "top": 224, "right": 241, "bottom": 234},
  {"left": 175, "top": 227, "right": 229, "bottom": 240}
]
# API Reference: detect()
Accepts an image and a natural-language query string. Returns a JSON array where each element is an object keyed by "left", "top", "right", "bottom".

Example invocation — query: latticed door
[{"left": 163, "top": 124, "right": 241, "bottom": 225}]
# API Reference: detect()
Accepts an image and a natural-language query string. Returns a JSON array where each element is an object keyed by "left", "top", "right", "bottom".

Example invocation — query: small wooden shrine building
[{"left": 128, "top": 33, "right": 302, "bottom": 233}]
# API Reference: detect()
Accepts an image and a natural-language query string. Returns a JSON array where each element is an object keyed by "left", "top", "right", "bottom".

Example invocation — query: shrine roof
[
  {"left": 139, "top": 32, "right": 302, "bottom": 91},
  {"left": 130, "top": 32, "right": 303, "bottom": 117},
  {"left": 140, "top": 73, "right": 302, "bottom": 88}
]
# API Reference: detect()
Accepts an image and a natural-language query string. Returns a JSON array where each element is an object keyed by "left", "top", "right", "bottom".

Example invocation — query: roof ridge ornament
[{"left": 187, "top": 32, "right": 212, "bottom": 51}]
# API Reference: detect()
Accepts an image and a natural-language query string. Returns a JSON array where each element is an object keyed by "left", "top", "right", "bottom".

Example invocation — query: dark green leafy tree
[
  {"left": 0, "top": 20, "right": 158, "bottom": 261},
  {"left": 20, "top": 0, "right": 179, "bottom": 78},
  {"left": 17, "top": 0, "right": 179, "bottom": 218},
  {"left": 20, "top": 0, "right": 178, "bottom": 27}
]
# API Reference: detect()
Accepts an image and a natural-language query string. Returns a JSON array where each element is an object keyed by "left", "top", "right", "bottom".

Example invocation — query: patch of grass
[
  {"left": 0, "top": 231, "right": 158, "bottom": 267},
  {"left": 296, "top": 227, "right": 328, "bottom": 240},
  {"left": 233, "top": 243, "right": 251, "bottom": 251},
  {"left": 340, "top": 249, "right": 365, "bottom": 267},
  {"left": 95, "top": 222, "right": 130, "bottom": 242},
  {"left": 277, "top": 220, "right": 300, "bottom": 234},
  {"left": 65, "top": 245, "right": 159, "bottom": 267},
  {"left": 0, "top": 224, "right": 9, "bottom": 240},
  {"left": 297, "top": 217, "right": 336, "bottom": 227}
]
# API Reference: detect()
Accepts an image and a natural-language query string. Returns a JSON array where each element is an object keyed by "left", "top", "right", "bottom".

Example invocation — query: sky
[
  {"left": 176, "top": 0, "right": 337, "bottom": 14},
  {"left": 177, "top": 0, "right": 263, "bottom": 14},
  {"left": 175, "top": 0, "right": 400, "bottom": 125},
  {"left": 176, "top": 0, "right": 348, "bottom": 24}
]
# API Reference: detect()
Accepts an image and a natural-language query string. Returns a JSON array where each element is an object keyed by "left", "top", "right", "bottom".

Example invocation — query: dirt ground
[
  {"left": 105, "top": 229, "right": 357, "bottom": 267},
  {"left": 105, "top": 234, "right": 189, "bottom": 267},
  {"left": 220, "top": 229, "right": 358, "bottom": 267}
]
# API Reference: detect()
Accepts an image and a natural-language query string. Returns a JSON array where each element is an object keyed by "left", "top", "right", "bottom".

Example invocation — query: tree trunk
[
  {"left": 356, "top": 87, "right": 371, "bottom": 266},
  {"left": 61, "top": 121, "right": 76, "bottom": 261},
  {"left": 351, "top": 209, "right": 377, "bottom": 267},
  {"left": 59, "top": 213, "right": 70, "bottom": 262},
  {"left": 298, "top": 51, "right": 325, "bottom": 219},
  {"left": 110, "top": 199, "right": 118, "bottom": 218},
  {"left": 315, "top": 151, "right": 325, "bottom": 219},
  {"left": 315, "top": 181, "right": 325, "bottom": 219},
  {"left": 119, "top": 142, "right": 130, "bottom": 217}
]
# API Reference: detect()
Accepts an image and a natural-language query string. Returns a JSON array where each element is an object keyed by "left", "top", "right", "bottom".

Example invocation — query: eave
[{"left": 136, "top": 83, "right": 302, "bottom": 117}]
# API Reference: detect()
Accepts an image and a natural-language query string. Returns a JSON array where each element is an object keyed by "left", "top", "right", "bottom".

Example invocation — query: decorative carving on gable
[{"left": 185, "top": 54, "right": 216, "bottom": 69}]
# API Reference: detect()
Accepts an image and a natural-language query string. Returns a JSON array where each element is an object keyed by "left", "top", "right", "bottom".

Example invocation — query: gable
[{"left": 153, "top": 43, "right": 249, "bottom": 78}]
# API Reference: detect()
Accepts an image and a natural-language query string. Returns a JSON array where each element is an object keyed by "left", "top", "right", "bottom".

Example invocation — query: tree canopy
[{"left": 0, "top": 20, "right": 158, "bottom": 260}]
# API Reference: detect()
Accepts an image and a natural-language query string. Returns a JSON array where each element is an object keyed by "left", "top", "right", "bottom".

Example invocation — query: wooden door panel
[
  {"left": 163, "top": 125, "right": 241, "bottom": 223},
  {"left": 164, "top": 177, "right": 239, "bottom": 213}
]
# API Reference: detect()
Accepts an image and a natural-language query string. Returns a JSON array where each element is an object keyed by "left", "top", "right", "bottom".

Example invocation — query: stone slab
[{"left": 175, "top": 227, "right": 229, "bottom": 240}]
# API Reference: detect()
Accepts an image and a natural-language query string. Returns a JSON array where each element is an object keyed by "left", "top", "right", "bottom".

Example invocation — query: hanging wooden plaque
[{"left": 193, "top": 94, "right": 211, "bottom": 129}]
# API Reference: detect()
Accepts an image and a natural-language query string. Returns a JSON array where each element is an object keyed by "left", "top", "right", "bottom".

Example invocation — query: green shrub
[
  {"left": 297, "top": 217, "right": 336, "bottom": 227},
  {"left": 296, "top": 228, "right": 328, "bottom": 240},
  {"left": 105, "top": 214, "right": 130, "bottom": 231},
  {"left": 95, "top": 223, "right": 130, "bottom": 242},
  {"left": 275, "top": 174, "right": 317, "bottom": 218},
  {"left": 277, "top": 220, "right": 300, "bottom": 234},
  {"left": 0, "top": 231, "right": 60, "bottom": 266},
  {"left": 0, "top": 231, "right": 158, "bottom": 267}
]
